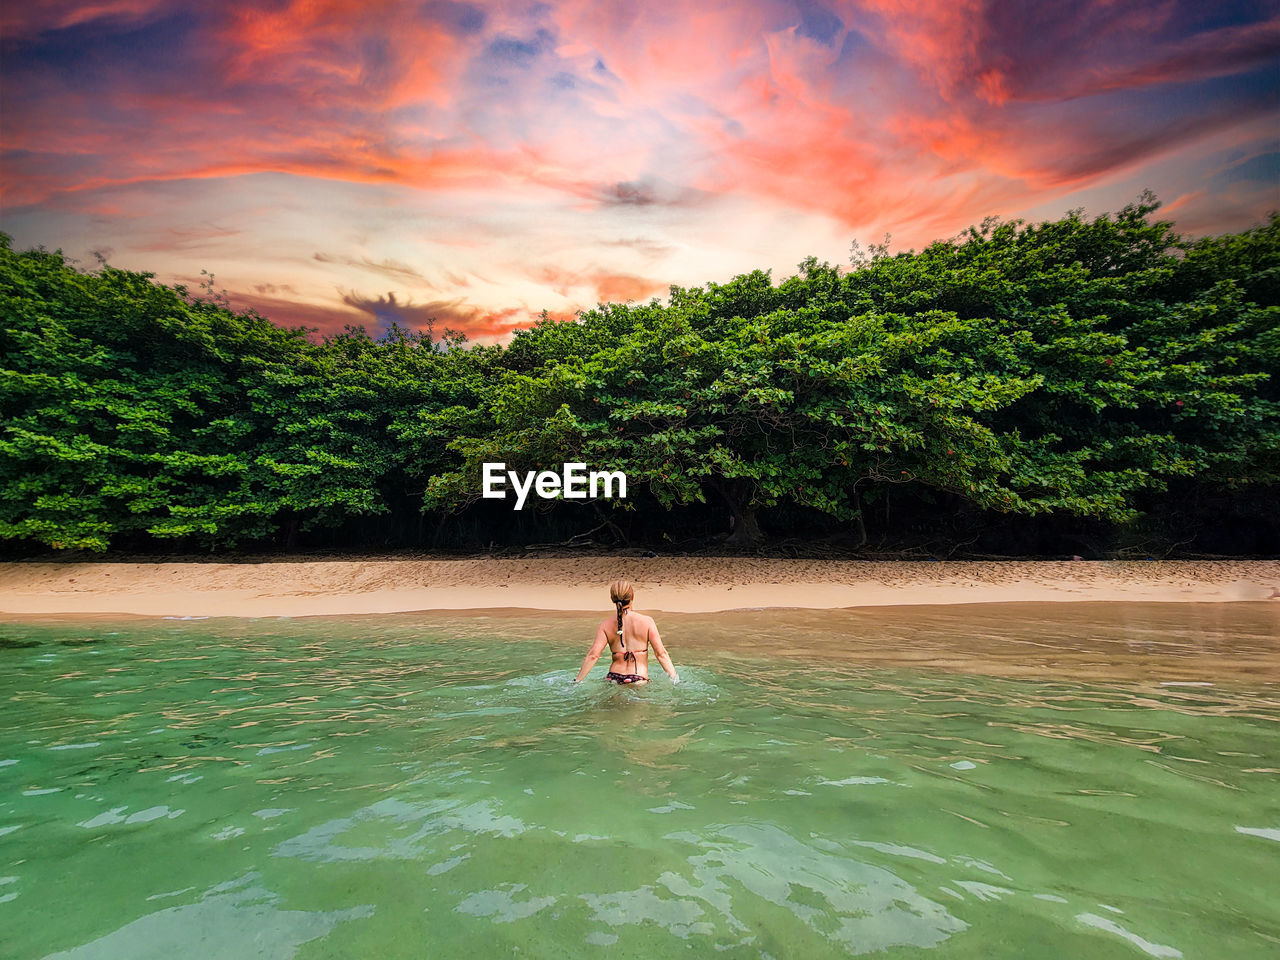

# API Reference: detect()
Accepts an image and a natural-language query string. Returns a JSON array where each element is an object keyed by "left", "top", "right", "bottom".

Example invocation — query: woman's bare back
[{"left": 602, "top": 611, "right": 656, "bottom": 677}]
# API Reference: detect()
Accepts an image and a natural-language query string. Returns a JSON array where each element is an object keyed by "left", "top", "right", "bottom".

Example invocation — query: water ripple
[{"left": 1, "top": 610, "right": 1276, "bottom": 959}]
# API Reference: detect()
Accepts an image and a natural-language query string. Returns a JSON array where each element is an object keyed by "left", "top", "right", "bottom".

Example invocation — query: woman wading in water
[{"left": 573, "top": 580, "right": 679, "bottom": 684}]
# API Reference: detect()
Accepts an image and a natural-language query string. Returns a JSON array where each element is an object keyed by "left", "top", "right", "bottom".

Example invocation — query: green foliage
[
  {"left": 431, "top": 200, "right": 1277, "bottom": 544},
  {"left": 0, "top": 239, "right": 470, "bottom": 551},
  {"left": 1, "top": 197, "right": 1276, "bottom": 555}
]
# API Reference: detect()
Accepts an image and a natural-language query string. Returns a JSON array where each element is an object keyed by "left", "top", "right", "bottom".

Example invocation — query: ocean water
[{"left": 1, "top": 607, "right": 1277, "bottom": 959}]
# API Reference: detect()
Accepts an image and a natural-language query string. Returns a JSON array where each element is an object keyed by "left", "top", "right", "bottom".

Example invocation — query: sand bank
[{"left": 0, "top": 557, "right": 1276, "bottom": 618}]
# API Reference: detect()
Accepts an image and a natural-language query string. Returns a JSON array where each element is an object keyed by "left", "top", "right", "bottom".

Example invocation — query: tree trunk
[
  {"left": 726, "top": 507, "right": 763, "bottom": 547},
  {"left": 717, "top": 478, "right": 764, "bottom": 547},
  {"left": 849, "top": 490, "right": 868, "bottom": 549}
]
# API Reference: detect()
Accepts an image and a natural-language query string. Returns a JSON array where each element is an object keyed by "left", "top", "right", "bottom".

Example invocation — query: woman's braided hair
[{"left": 609, "top": 579, "right": 635, "bottom": 662}]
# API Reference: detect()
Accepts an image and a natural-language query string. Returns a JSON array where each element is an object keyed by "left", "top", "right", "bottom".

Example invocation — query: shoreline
[{"left": 1, "top": 558, "right": 1277, "bottom": 619}]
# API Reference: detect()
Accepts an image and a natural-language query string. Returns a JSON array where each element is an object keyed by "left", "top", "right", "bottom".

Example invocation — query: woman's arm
[
  {"left": 573, "top": 624, "right": 611, "bottom": 682},
  {"left": 649, "top": 624, "right": 679, "bottom": 682}
]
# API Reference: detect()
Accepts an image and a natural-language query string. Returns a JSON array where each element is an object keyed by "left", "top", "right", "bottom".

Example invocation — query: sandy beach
[{"left": 0, "top": 557, "right": 1276, "bottom": 618}]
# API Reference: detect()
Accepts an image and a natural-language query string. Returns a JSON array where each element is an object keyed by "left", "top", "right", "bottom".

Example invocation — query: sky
[{"left": 2, "top": 1, "right": 1278, "bottom": 342}]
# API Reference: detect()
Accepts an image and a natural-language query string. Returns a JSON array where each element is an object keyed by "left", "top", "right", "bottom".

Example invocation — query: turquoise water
[{"left": 2, "top": 610, "right": 1278, "bottom": 958}]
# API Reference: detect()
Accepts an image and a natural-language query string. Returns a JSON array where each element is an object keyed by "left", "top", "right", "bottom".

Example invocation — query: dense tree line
[{"left": 2, "top": 198, "right": 1276, "bottom": 558}]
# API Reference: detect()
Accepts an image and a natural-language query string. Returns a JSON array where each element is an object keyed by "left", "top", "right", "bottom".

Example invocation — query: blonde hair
[{"left": 609, "top": 580, "right": 634, "bottom": 640}]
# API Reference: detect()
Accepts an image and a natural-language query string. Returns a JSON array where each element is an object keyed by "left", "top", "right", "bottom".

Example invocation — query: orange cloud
[{"left": 529, "top": 265, "right": 665, "bottom": 303}]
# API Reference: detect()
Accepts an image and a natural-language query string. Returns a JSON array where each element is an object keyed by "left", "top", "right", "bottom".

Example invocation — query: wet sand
[{"left": 0, "top": 558, "right": 1276, "bottom": 618}]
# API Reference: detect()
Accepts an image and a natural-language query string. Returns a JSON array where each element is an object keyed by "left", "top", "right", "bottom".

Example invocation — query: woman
[{"left": 573, "top": 580, "right": 679, "bottom": 684}]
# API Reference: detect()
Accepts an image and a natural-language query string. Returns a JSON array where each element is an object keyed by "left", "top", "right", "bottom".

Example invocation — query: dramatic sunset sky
[{"left": 3, "top": 1, "right": 1278, "bottom": 341}]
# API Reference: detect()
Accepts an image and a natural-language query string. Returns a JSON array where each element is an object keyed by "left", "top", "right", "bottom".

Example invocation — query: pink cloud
[{"left": 3, "top": 0, "right": 1276, "bottom": 341}]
